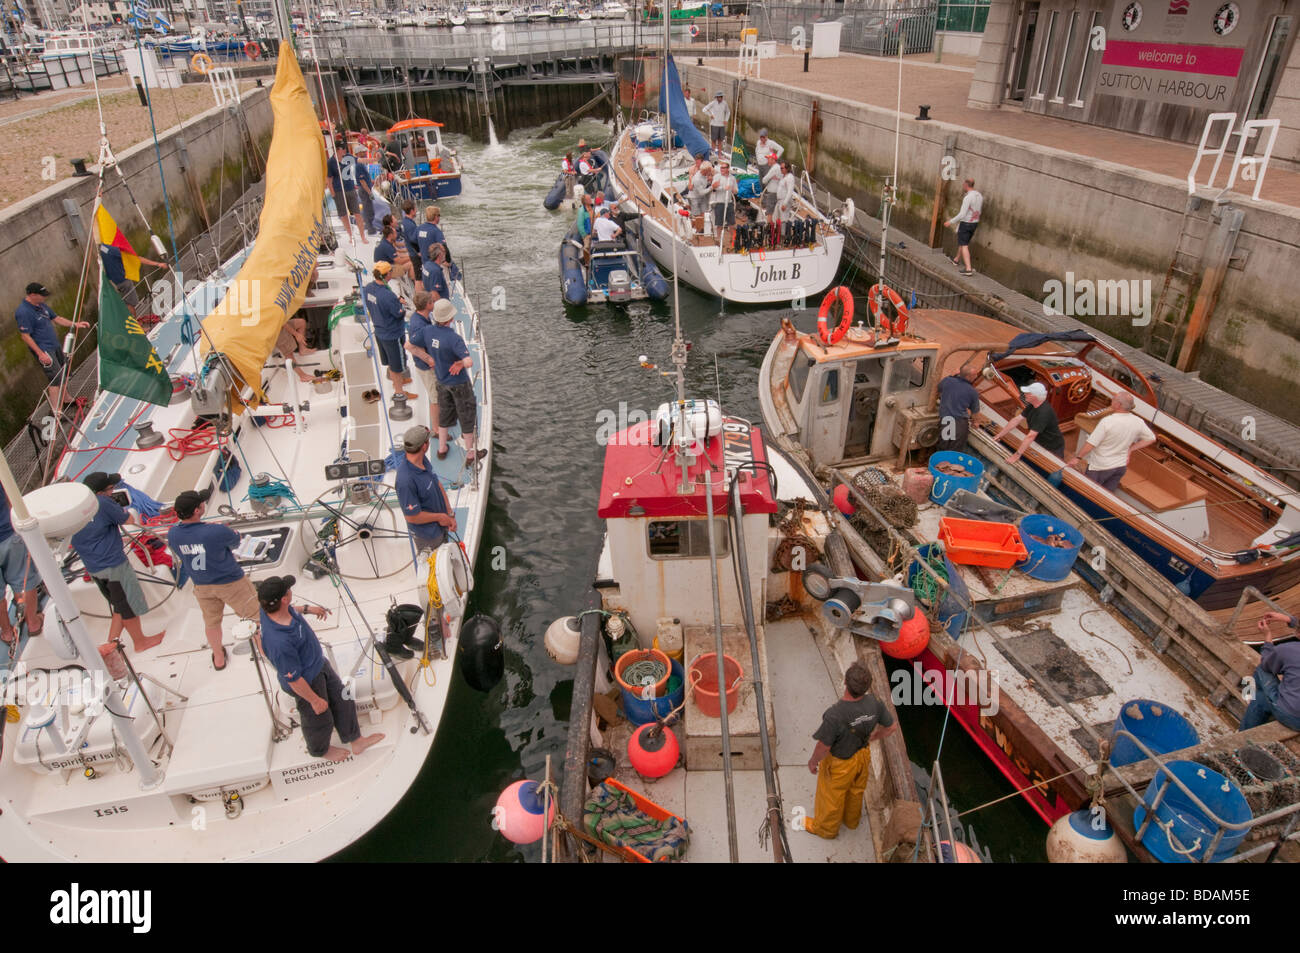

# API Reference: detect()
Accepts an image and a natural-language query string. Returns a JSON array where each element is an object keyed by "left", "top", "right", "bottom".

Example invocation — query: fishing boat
[
  {"left": 38, "top": 31, "right": 122, "bottom": 89},
  {"left": 550, "top": 330, "right": 936, "bottom": 862},
  {"left": 889, "top": 310, "right": 1300, "bottom": 643},
  {"left": 0, "top": 43, "right": 495, "bottom": 863},
  {"left": 606, "top": 57, "right": 846, "bottom": 305},
  {"left": 386, "top": 118, "right": 464, "bottom": 199},
  {"left": 757, "top": 307, "right": 1300, "bottom": 859},
  {"left": 559, "top": 216, "right": 668, "bottom": 306}
]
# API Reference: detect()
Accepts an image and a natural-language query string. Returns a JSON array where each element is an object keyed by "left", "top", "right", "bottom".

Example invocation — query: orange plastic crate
[
  {"left": 938, "top": 517, "right": 1028, "bottom": 569},
  {"left": 605, "top": 779, "right": 687, "bottom": 863}
]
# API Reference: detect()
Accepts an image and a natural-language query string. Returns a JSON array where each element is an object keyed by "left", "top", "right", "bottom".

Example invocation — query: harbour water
[{"left": 330, "top": 120, "right": 1047, "bottom": 862}]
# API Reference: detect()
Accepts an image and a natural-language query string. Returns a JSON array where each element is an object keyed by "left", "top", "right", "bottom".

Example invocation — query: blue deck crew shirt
[
  {"left": 416, "top": 221, "right": 445, "bottom": 263},
  {"left": 362, "top": 280, "right": 405, "bottom": 341},
  {"left": 15, "top": 299, "right": 60, "bottom": 357},
  {"left": 259, "top": 607, "right": 326, "bottom": 693},
  {"left": 167, "top": 522, "right": 245, "bottom": 585},
  {"left": 327, "top": 153, "right": 358, "bottom": 195},
  {"left": 937, "top": 374, "right": 980, "bottom": 424},
  {"left": 408, "top": 309, "right": 434, "bottom": 371},
  {"left": 356, "top": 160, "right": 372, "bottom": 191},
  {"left": 374, "top": 238, "right": 397, "bottom": 266},
  {"left": 70, "top": 494, "right": 129, "bottom": 573},
  {"left": 422, "top": 322, "right": 471, "bottom": 387},
  {"left": 0, "top": 483, "right": 12, "bottom": 542},
  {"left": 576, "top": 206, "right": 591, "bottom": 238},
  {"left": 401, "top": 215, "right": 421, "bottom": 258},
  {"left": 421, "top": 262, "right": 449, "bottom": 299},
  {"left": 395, "top": 455, "right": 449, "bottom": 547},
  {"left": 1261, "top": 641, "right": 1300, "bottom": 718}
]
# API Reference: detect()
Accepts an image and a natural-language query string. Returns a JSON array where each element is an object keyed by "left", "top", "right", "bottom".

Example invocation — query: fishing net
[{"left": 583, "top": 782, "right": 691, "bottom": 862}]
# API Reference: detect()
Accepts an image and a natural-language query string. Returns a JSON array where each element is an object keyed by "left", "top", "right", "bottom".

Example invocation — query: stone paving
[{"left": 700, "top": 50, "right": 1300, "bottom": 209}]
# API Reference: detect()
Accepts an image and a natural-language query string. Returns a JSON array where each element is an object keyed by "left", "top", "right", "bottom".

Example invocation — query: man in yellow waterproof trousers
[{"left": 805, "top": 662, "right": 897, "bottom": 839}]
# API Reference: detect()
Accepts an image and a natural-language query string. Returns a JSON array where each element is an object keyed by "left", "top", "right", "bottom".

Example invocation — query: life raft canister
[
  {"left": 190, "top": 52, "right": 214, "bottom": 74},
  {"left": 867, "top": 282, "right": 909, "bottom": 337},
  {"left": 817, "top": 286, "right": 854, "bottom": 345},
  {"left": 244, "top": 40, "right": 261, "bottom": 60}
]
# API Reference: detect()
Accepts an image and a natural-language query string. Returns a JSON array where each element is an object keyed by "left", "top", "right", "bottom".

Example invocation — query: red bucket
[{"left": 689, "top": 653, "right": 743, "bottom": 717}]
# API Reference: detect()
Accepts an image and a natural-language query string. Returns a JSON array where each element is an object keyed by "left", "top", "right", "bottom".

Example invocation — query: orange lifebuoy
[
  {"left": 867, "top": 283, "right": 909, "bottom": 337},
  {"left": 817, "top": 286, "right": 854, "bottom": 345},
  {"left": 190, "top": 52, "right": 214, "bottom": 74},
  {"left": 244, "top": 40, "right": 261, "bottom": 60}
]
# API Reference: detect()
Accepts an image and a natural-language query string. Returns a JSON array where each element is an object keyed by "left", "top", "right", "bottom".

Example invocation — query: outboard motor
[
  {"left": 607, "top": 269, "right": 633, "bottom": 304},
  {"left": 458, "top": 615, "right": 503, "bottom": 691}
]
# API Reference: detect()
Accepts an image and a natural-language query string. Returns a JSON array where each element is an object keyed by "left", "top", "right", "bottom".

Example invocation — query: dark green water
[{"left": 331, "top": 121, "right": 1047, "bottom": 863}]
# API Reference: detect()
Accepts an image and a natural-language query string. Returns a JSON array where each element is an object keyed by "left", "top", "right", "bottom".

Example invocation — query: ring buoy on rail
[
  {"left": 817, "top": 286, "right": 854, "bottom": 345},
  {"left": 689, "top": 24, "right": 700, "bottom": 36},
  {"left": 867, "top": 283, "right": 909, "bottom": 337},
  {"left": 190, "top": 52, "right": 214, "bottom": 75},
  {"left": 244, "top": 41, "right": 261, "bottom": 60}
]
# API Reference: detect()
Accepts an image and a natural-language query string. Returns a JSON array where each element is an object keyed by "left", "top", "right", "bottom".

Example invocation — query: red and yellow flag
[{"left": 94, "top": 205, "right": 141, "bottom": 283}]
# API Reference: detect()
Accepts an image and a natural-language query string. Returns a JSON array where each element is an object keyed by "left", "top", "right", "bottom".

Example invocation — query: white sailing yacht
[{"left": 0, "top": 44, "right": 495, "bottom": 862}]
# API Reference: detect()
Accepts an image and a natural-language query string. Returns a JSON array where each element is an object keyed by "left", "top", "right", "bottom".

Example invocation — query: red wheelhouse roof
[{"left": 597, "top": 417, "right": 779, "bottom": 519}]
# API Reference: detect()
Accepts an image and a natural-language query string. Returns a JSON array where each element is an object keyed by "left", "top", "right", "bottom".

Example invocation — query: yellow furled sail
[{"left": 202, "top": 42, "right": 326, "bottom": 401}]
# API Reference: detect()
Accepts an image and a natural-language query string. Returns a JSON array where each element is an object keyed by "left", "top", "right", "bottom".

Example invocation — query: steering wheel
[{"left": 1067, "top": 377, "right": 1093, "bottom": 404}]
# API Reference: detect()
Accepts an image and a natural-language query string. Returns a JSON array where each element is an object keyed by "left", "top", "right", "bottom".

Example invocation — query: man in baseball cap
[
  {"left": 15, "top": 281, "right": 89, "bottom": 412},
  {"left": 166, "top": 487, "right": 256, "bottom": 670},
  {"left": 424, "top": 299, "right": 478, "bottom": 465},
  {"left": 704, "top": 90, "right": 730, "bottom": 158},
  {"left": 256, "top": 574, "right": 384, "bottom": 762},
  {"left": 69, "top": 472, "right": 165, "bottom": 653},
  {"left": 395, "top": 424, "right": 457, "bottom": 552},
  {"left": 991, "top": 380, "right": 1066, "bottom": 465},
  {"left": 363, "top": 260, "right": 417, "bottom": 402}
]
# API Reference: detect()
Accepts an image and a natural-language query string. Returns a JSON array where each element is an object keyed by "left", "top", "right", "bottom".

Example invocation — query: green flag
[
  {"left": 97, "top": 275, "right": 171, "bottom": 407},
  {"left": 731, "top": 130, "right": 749, "bottom": 170}
]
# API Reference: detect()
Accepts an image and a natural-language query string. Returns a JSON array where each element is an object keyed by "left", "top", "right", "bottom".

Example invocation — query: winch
[
  {"left": 249, "top": 473, "right": 282, "bottom": 516},
  {"left": 801, "top": 563, "right": 918, "bottom": 642}
]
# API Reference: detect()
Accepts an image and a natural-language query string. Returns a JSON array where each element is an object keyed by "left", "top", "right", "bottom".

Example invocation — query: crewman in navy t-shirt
[
  {"left": 15, "top": 281, "right": 89, "bottom": 412},
  {"left": 394, "top": 425, "right": 456, "bottom": 550},
  {"left": 400, "top": 201, "right": 423, "bottom": 283},
  {"left": 326, "top": 140, "right": 368, "bottom": 243},
  {"left": 167, "top": 487, "right": 259, "bottom": 670},
  {"left": 99, "top": 243, "right": 168, "bottom": 316},
  {"left": 362, "top": 263, "right": 416, "bottom": 400},
  {"left": 257, "top": 574, "right": 385, "bottom": 761}
]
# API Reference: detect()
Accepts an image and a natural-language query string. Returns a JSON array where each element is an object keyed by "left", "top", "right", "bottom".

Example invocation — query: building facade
[{"left": 969, "top": 0, "right": 1300, "bottom": 161}]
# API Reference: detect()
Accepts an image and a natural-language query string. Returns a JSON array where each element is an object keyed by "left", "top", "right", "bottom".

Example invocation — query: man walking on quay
[{"left": 945, "top": 178, "right": 983, "bottom": 276}]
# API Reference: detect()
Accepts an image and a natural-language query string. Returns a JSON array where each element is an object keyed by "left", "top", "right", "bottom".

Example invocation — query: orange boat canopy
[{"left": 388, "top": 119, "right": 444, "bottom": 133}]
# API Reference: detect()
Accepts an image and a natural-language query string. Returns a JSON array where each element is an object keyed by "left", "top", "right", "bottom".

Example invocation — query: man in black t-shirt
[
  {"left": 936, "top": 365, "right": 982, "bottom": 453},
  {"left": 805, "top": 661, "right": 897, "bottom": 839},
  {"left": 991, "top": 381, "right": 1065, "bottom": 465}
]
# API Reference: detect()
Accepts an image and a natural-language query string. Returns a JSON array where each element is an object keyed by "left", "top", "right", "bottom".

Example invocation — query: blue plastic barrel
[
  {"left": 929, "top": 452, "right": 984, "bottom": 505},
  {"left": 622, "top": 658, "right": 686, "bottom": 727},
  {"left": 1134, "top": 760, "right": 1252, "bottom": 863},
  {"left": 1109, "top": 699, "right": 1200, "bottom": 767},
  {"left": 1017, "top": 514, "right": 1084, "bottom": 582}
]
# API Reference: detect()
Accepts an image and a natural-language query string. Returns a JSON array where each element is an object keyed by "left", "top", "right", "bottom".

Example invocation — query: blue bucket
[
  {"left": 622, "top": 658, "right": 686, "bottom": 727},
  {"left": 1017, "top": 514, "right": 1084, "bottom": 582},
  {"left": 1109, "top": 699, "right": 1200, "bottom": 767},
  {"left": 929, "top": 452, "right": 984, "bottom": 505},
  {"left": 1134, "top": 760, "right": 1252, "bottom": 863}
]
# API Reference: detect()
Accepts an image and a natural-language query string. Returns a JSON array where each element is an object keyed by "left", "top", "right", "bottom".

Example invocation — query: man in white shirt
[
  {"left": 710, "top": 160, "right": 738, "bottom": 248},
  {"left": 754, "top": 128, "right": 784, "bottom": 179},
  {"left": 1065, "top": 392, "right": 1156, "bottom": 492},
  {"left": 944, "top": 177, "right": 983, "bottom": 276},
  {"left": 690, "top": 160, "right": 714, "bottom": 226},
  {"left": 772, "top": 161, "right": 797, "bottom": 243},
  {"left": 592, "top": 208, "right": 623, "bottom": 243},
  {"left": 702, "top": 91, "right": 730, "bottom": 158}
]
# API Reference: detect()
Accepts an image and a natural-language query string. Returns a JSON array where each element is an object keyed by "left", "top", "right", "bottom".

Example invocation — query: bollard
[{"left": 803, "top": 50, "right": 809, "bottom": 72}]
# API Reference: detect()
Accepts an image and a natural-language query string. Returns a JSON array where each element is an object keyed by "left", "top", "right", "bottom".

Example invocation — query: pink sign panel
[{"left": 1101, "top": 40, "right": 1245, "bottom": 77}]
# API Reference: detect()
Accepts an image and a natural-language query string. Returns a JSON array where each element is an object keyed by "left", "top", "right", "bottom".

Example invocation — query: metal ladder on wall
[
  {"left": 474, "top": 56, "right": 495, "bottom": 130},
  {"left": 1144, "top": 195, "right": 1212, "bottom": 365},
  {"left": 1144, "top": 196, "right": 1245, "bottom": 368}
]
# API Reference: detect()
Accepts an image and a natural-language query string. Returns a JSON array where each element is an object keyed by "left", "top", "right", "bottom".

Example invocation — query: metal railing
[
  {"left": 1103, "top": 727, "right": 1300, "bottom": 863},
  {"left": 751, "top": 0, "right": 937, "bottom": 56},
  {"left": 1, "top": 184, "right": 266, "bottom": 495}
]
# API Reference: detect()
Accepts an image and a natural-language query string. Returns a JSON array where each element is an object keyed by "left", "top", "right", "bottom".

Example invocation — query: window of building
[
  {"left": 937, "top": 0, "right": 992, "bottom": 33},
  {"left": 647, "top": 518, "right": 730, "bottom": 559},
  {"left": 1052, "top": 10, "right": 1079, "bottom": 102},
  {"left": 1072, "top": 11, "right": 1102, "bottom": 106},
  {"left": 1033, "top": 10, "right": 1058, "bottom": 99}
]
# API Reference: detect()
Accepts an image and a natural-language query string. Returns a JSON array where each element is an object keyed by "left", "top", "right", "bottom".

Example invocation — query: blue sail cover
[
  {"left": 988, "top": 330, "right": 1097, "bottom": 363},
  {"left": 658, "top": 55, "right": 712, "bottom": 160}
]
